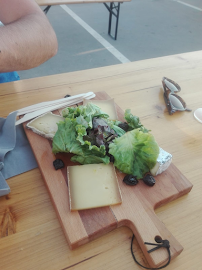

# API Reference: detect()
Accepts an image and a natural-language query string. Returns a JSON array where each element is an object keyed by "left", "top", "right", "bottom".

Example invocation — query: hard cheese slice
[
  {"left": 67, "top": 163, "right": 122, "bottom": 211},
  {"left": 83, "top": 99, "right": 118, "bottom": 120}
]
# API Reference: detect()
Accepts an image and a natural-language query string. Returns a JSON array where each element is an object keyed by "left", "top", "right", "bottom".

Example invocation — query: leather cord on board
[{"left": 131, "top": 234, "right": 171, "bottom": 270}]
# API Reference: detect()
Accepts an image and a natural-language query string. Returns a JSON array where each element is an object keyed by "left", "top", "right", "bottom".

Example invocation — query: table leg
[
  {"left": 43, "top": 5, "right": 52, "bottom": 14},
  {"left": 104, "top": 2, "right": 121, "bottom": 40}
]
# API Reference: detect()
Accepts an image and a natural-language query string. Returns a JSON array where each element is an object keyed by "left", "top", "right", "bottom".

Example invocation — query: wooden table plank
[{"left": 0, "top": 51, "right": 202, "bottom": 269}]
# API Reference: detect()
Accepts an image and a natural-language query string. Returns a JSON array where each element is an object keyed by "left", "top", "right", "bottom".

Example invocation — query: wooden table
[
  {"left": 36, "top": 0, "right": 131, "bottom": 40},
  {"left": 0, "top": 51, "right": 202, "bottom": 270}
]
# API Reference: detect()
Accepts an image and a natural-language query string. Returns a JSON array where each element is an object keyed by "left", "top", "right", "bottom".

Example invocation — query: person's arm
[{"left": 0, "top": 0, "right": 58, "bottom": 72}]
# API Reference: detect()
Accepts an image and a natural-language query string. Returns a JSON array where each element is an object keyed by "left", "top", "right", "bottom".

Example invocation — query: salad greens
[
  {"left": 124, "top": 109, "right": 150, "bottom": 133},
  {"left": 108, "top": 129, "right": 159, "bottom": 179},
  {"left": 52, "top": 103, "right": 159, "bottom": 179}
]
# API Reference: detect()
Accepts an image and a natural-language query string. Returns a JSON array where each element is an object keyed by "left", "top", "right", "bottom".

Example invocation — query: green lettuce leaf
[
  {"left": 105, "top": 119, "right": 126, "bottom": 137},
  {"left": 71, "top": 144, "right": 110, "bottom": 165},
  {"left": 52, "top": 118, "right": 79, "bottom": 154},
  {"left": 124, "top": 109, "right": 149, "bottom": 133},
  {"left": 62, "top": 103, "right": 109, "bottom": 128},
  {"left": 111, "top": 125, "right": 126, "bottom": 137},
  {"left": 109, "top": 129, "right": 159, "bottom": 179},
  {"left": 52, "top": 117, "right": 109, "bottom": 165},
  {"left": 52, "top": 103, "right": 156, "bottom": 170}
]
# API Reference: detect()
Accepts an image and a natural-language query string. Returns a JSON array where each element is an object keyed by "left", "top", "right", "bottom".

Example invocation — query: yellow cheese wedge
[
  {"left": 67, "top": 163, "right": 122, "bottom": 211},
  {"left": 83, "top": 99, "right": 118, "bottom": 120}
]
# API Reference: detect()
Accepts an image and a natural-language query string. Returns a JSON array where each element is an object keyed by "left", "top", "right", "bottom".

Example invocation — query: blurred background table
[
  {"left": 0, "top": 51, "right": 202, "bottom": 270},
  {"left": 36, "top": 0, "right": 131, "bottom": 40}
]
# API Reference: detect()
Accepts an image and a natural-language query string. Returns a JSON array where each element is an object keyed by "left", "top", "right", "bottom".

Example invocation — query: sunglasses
[{"left": 162, "top": 77, "right": 192, "bottom": 115}]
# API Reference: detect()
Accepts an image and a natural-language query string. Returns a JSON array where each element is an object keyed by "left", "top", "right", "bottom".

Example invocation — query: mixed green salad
[{"left": 52, "top": 103, "right": 159, "bottom": 179}]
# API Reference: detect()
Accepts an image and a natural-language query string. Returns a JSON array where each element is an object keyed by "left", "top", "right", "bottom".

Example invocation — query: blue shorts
[{"left": 0, "top": 72, "right": 20, "bottom": 83}]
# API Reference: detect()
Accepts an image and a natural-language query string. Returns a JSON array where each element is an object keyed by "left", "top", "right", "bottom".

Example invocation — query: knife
[
  {"left": 0, "top": 111, "right": 18, "bottom": 197},
  {"left": 16, "top": 92, "right": 95, "bottom": 116},
  {"left": 15, "top": 92, "right": 95, "bottom": 125}
]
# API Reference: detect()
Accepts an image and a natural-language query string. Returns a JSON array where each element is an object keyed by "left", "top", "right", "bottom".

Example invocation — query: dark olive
[
  {"left": 53, "top": 159, "right": 65, "bottom": 170},
  {"left": 143, "top": 174, "right": 156, "bottom": 186},
  {"left": 123, "top": 174, "right": 138, "bottom": 186}
]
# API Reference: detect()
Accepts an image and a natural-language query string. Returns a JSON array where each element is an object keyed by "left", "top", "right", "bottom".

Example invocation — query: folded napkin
[{"left": 0, "top": 117, "right": 38, "bottom": 180}]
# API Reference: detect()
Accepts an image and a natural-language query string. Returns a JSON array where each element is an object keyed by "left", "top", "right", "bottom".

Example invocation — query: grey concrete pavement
[{"left": 18, "top": 0, "right": 202, "bottom": 80}]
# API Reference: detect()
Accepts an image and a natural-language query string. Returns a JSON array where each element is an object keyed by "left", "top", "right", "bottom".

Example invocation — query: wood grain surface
[
  {"left": 23, "top": 91, "right": 192, "bottom": 268},
  {"left": 0, "top": 51, "right": 202, "bottom": 270}
]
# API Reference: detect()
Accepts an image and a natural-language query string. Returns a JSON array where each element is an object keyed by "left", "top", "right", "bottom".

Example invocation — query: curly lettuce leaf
[
  {"left": 52, "top": 118, "right": 79, "bottom": 154},
  {"left": 62, "top": 103, "right": 109, "bottom": 128},
  {"left": 71, "top": 144, "right": 110, "bottom": 165},
  {"left": 75, "top": 115, "right": 89, "bottom": 129},
  {"left": 111, "top": 125, "right": 126, "bottom": 137},
  {"left": 52, "top": 118, "right": 109, "bottom": 165},
  {"left": 109, "top": 129, "right": 159, "bottom": 179},
  {"left": 52, "top": 103, "right": 156, "bottom": 170},
  {"left": 124, "top": 109, "right": 149, "bottom": 133},
  {"left": 105, "top": 119, "right": 126, "bottom": 137}
]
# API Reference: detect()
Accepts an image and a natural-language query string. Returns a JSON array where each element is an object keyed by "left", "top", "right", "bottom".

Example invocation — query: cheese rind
[
  {"left": 26, "top": 112, "right": 64, "bottom": 140},
  {"left": 150, "top": 147, "right": 172, "bottom": 176},
  {"left": 67, "top": 163, "right": 122, "bottom": 211},
  {"left": 83, "top": 99, "right": 118, "bottom": 120}
]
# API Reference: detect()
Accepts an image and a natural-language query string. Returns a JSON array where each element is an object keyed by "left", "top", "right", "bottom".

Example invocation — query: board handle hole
[{"left": 155, "top": 235, "right": 162, "bottom": 243}]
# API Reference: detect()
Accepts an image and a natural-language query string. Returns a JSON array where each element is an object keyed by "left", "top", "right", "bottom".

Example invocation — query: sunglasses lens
[
  {"left": 163, "top": 77, "right": 192, "bottom": 114},
  {"left": 164, "top": 79, "right": 179, "bottom": 93},
  {"left": 169, "top": 95, "right": 185, "bottom": 110}
]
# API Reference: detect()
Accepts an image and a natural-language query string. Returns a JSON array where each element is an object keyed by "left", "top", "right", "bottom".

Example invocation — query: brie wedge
[
  {"left": 150, "top": 147, "right": 172, "bottom": 176},
  {"left": 26, "top": 112, "right": 64, "bottom": 139}
]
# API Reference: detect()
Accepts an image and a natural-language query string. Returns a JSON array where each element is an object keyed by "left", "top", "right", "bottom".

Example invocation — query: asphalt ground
[{"left": 18, "top": 0, "right": 202, "bottom": 79}]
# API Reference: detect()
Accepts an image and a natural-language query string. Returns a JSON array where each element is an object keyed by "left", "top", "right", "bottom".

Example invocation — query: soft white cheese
[
  {"left": 150, "top": 147, "right": 172, "bottom": 176},
  {"left": 26, "top": 112, "right": 64, "bottom": 139}
]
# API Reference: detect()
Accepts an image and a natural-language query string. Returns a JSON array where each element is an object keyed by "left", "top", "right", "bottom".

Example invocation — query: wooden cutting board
[{"left": 23, "top": 91, "right": 193, "bottom": 268}]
